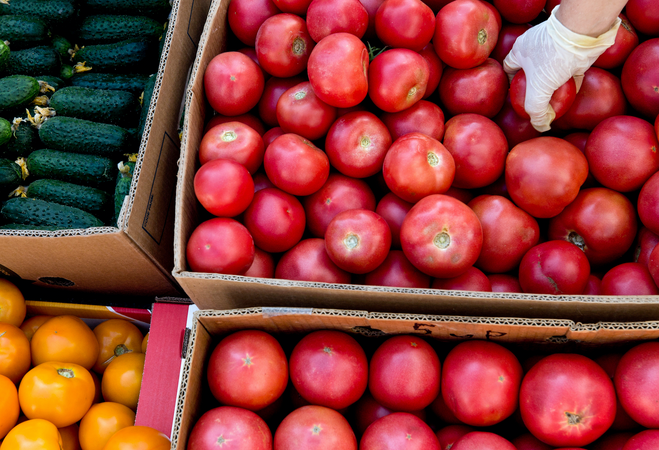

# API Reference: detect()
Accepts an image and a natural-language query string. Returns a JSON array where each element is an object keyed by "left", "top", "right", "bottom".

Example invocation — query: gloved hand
[{"left": 503, "top": 6, "right": 620, "bottom": 132}]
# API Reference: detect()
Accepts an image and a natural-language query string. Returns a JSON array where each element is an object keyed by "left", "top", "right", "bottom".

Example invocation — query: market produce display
[
  {"left": 0, "top": 278, "right": 168, "bottom": 450},
  {"left": 0, "top": 0, "right": 171, "bottom": 229},
  {"left": 186, "top": 327, "right": 659, "bottom": 450},
  {"left": 184, "top": 0, "right": 659, "bottom": 297}
]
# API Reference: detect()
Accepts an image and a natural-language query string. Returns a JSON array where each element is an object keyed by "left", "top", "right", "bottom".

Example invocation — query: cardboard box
[
  {"left": 172, "top": 0, "right": 659, "bottom": 322},
  {"left": 169, "top": 306, "right": 659, "bottom": 449},
  {"left": 0, "top": 0, "right": 213, "bottom": 297}
]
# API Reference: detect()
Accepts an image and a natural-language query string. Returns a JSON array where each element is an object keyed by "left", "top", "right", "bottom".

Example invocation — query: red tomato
[
  {"left": 491, "top": 24, "right": 531, "bottom": 66},
  {"left": 518, "top": 241, "right": 591, "bottom": 295},
  {"left": 615, "top": 342, "right": 659, "bottom": 428},
  {"left": 369, "top": 335, "right": 440, "bottom": 412},
  {"left": 431, "top": 266, "right": 491, "bottom": 292},
  {"left": 382, "top": 133, "right": 455, "bottom": 203},
  {"left": 493, "top": 0, "right": 544, "bottom": 24},
  {"left": 228, "top": 0, "right": 280, "bottom": 46},
  {"left": 510, "top": 70, "right": 576, "bottom": 121},
  {"left": 243, "top": 187, "right": 306, "bottom": 253},
  {"left": 419, "top": 44, "right": 443, "bottom": 99},
  {"left": 186, "top": 218, "right": 255, "bottom": 274},
  {"left": 379, "top": 100, "right": 445, "bottom": 141},
  {"left": 436, "top": 425, "right": 474, "bottom": 450},
  {"left": 272, "top": 0, "right": 311, "bottom": 14},
  {"left": 262, "top": 128, "right": 285, "bottom": 148},
  {"left": 360, "top": 413, "right": 440, "bottom": 450},
  {"left": 511, "top": 434, "right": 553, "bottom": 450},
  {"left": 433, "top": 0, "right": 500, "bottom": 69},
  {"left": 364, "top": 250, "right": 431, "bottom": 288},
  {"left": 368, "top": 48, "right": 429, "bottom": 113},
  {"left": 243, "top": 247, "right": 275, "bottom": 278},
  {"left": 520, "top": 354, "right": 616, "bottom": 447},
  {"left": 505, "top": 137, "right": 588, "bottom": 219},
  {"left": 198, "top": 121, "right": 265, "bottom": 173},
  {"left": 639, "top": 172, "right": 659, "bottom": 237},
  {"left": 548, "top": 188, "right": 637, "bottom": 266},
  {"left": 306, "top": 0, "right": 368, "bottom": 42},
  {"left": 594, "top": 14, "right": 639, "bottom": 69},
  {"left": 204, "top": 52, "right": 264, "bottom": 116},
  {"left": 443, "top": 187, "right": 474, "bottom": 205},
  {"left": 374, "top": 0, "right": 435, "bottom": 52},
  {"left": 600, "top": 262, "right": 659, "bottom": 296},
  {"left": 303, "top": 174, "right": 376, "bottom": 238},
  {"left": 621, "top": 431, "right": 659, "bottom": 450},
  {"left": 263, "top": 133, "right": 329, "bottom": 196},
  {"left": 274, "top": 405, "right": 357, "bottom": 450},
  {"left": 468, "top": 195, "right": 539, "bottom": 274},
  {"left": 442, "top": 114, "right": 508, "bottom": 189},
  {"left": 625, "top": 0, "right": 659, "bottom": 36},
  {"left": 255, "top": 14, "right": 315, "bottom": 77},
  {"left": 359, "top": 0, "right": 385, "bottom": 40},
  {"left": 441, "top": 341, "right": 522, "bottom": 426},
  {"left": 488, "top": 274, "right": 522, "bottom": 293},
  {"left": 258, "top": 76, "right": 306, "bottom": 128},
  {"left": 325, "top": 111, "right": 392, "bottom": 178},
  {"left": 493, "top": 95, "right": 541, "bottom": 148},
  {"left": 324, "top": 209, "right": 391, "bottom": 274},
  {"left": 545, "top": 0, "right": 560, "bottom": 14},
  {"left": 649, "top": 243, "right": 659, "bottom": 288},
  {"left": 207, "top": 330, "right": 287, "bottom": 411},
  {"left": 582, "top": 275, "right": 602, "bottom": 296},
  {"left": 307, "top": 33, "right": 369, "bottom": 108},
  {"left": 430, "top": 393, "right": 463, "bottom": 425},
  {"left": 205, "top": 113, "right": 266, "bottom": 137},
  {"left": 275, "top": 238, "right": 352, "bottom": 284},
  {"left": 400, "top": 194, "right": 483, "bottom": 278},
  {"left": 276, "top": 81, "right": 336, "bottom": 140},
  {"left": 438, "top": 59, "right": 508, "bottom": 118},
  {"left": 589, "top": 432, "right": 634, "bottom": 450},
  {"left": 375, "top": 193, "right": 413, "bottom": 250},
  {"left": 253, "top": 172, "right": 275, "bottom": 193},
  {"left": 594, "top": 354, "right": 639, "bottom": 431},
  {"left": 290, "top": 331, "right": 368, "bottom": 410},
  {"left": 194, "top": 159, "right": 254, "bottom": 217},
  {"left": 452, "top": 432, "right": 516, "bottom": 450},
  {"left": 187, "top": 406, "right": 272, "bottom": 450}
]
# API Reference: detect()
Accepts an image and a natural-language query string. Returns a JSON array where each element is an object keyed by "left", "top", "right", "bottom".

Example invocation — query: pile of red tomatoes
[
  {"left": 186, "top": 328, "right": 659, "bottom": 449},
  {"left": 185, "top": 0, "right": 659, "bottom": 296}
]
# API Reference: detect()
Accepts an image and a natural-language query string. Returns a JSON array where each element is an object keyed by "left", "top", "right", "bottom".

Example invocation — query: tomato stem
[{"left": 367, "top": 42, "right": 388, "bottom": 62}]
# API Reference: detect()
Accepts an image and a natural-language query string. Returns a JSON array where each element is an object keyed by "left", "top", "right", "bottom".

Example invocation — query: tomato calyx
[
  {"left": 360, "top": 135, "right": 371, "bottom": 149},
  {"left": 294, "top": 90, "right": 307, "bottom": 100},
  {"left": 311, "top": 424, "right": 323, "bottom": 435},
  {"left": 478, "top": 29, "right": 487, "bottom": 45},
  {"left": 567, "top": 231, "right": 586, "bottom": 251},
  {"left": 114, "top": 344, "right": 130, "bottom": 357},
  {"left": 217, "top": 435, "right": 227, "bottom": 445},
  {"left": 57, "top": 368, "right": 74, "bottom": 378},
  {"left": 434, "top": 232, "right": 451, "bottom": 249},
  {"left": 292, "top": 37, "right": 306, "bottom": 56},
  {"left": 221, "top": 130, "right": 237, "bottom": 142},
  {"left": 427, "top": 151, "right": 439, "bottom": 167},
  {"left": 344, "top": 233, "right": 360, "bottom": 249},
  {"left": 565, "top": 410, "right": 583, "bottom": 425}
]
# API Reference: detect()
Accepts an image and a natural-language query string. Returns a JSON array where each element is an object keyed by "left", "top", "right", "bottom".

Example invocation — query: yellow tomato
[
  {"left": 0, "top": 374, "right": 19, "bottom": 439},
  {"left": 101, "top": 353, "right": 145, "bottom": 411},
  {"left": 101, "top": 426, "right": 169, "bottom": 450},
  {"left": 0, "top": 323, "right": 30, "bottom": 384},
  {"left": 0, "top": 419, "right": 62, "bottom": 450},
  {"left": 31, "top": 315, "right": 99, "bottom": 370},
  {"left": 93, "top": 319, "right": 143, "bottom": 374},
  {"left": 0, "top": 279, "right": 25, "bottom": 328},
  {"left": 18, "top": 361, "right": 95, "bottom": 428},
  {"left": 59, "top": 423, "right": 81, "bottom": 450},
  {"left": 79, "top": 402, "right": 135, "bottom": 450},
  {"left": 19, "top": 315, "right": 53, "bottom": 342},
  {"left": 141, "top": 333, "right": 148, "bottom": 354}
]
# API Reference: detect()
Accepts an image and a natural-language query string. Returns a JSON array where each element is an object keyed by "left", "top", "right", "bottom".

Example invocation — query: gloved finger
[
  {"left": 503, "top": 50, "right": 522, "bottom": 84},
  {"left": 524, "top": 77, "right": 556, "bottom": 133},
  {"left": 529, "top": 103, "right": 557, "bottom": 133},
  {"left": 573, "top": 74, "right": 584, "bottom": 93}
]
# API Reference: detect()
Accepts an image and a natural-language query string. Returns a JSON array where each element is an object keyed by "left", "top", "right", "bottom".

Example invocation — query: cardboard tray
[
  {"left": 170, "top": 306, "right": 659, "bottom": 449},
  {"left": 172, "top": 0, "right": 659, "bottom": 323},
  {"left": 0, "top": 0, "right": 213, "bottom": 297}
]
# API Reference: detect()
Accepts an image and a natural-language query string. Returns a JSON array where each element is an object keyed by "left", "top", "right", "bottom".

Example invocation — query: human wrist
[
  {"left": 549, "top": 6, "right": 620, "bottom": 50},
  {"left": 554, "top": 2, "right": 623, "bottom": 38}
]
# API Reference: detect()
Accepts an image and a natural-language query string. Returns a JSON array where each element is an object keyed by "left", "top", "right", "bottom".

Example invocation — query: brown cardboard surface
[
  {"left": 172, "top": 0, "right": 659, "bottom": 321},
  {"left": 170, "top": 307, "right": 659, "bottom": 449},
  {"left": 0, "top": 0, "right": 211, "bottom": 297}
]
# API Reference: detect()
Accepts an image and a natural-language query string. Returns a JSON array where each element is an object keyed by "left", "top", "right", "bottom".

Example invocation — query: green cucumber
[
  {"left": 78, "top": 15, "right": 163, "bottom": 44},
  {"left": 0, "top": 118, "right": 10, "bottom": 146},
  {"left": 1, "top": 120, "right": 36, "bottom": 158},
  {"left": 39, "top": 116, "right": 135, "bottom": 156},
  {"left": 0, "top": 223, "right": 60, "bottom": 230},
  {"left": 0, "top": 0, "right": 77, "bottom": 26},
  {"left": 0, "top": 75, "right": 40, "bottom": 114},
  {"left": 72, "top": 37, "right": 154, "bottom": 73},
  {"left": 113, "top": 158, "right": 135, "bottom": 224},
  {"left": 26, "top": 179, "right": 111, "bottom": 214},
  {"left": 1, "top": 197, "right": 104, "bottom": 228},
  {"left": 59, "top": 64, "right": 73, "bottom": 80},
  {"left": 0, "top": 16, "right": 49, "bottom": 49},
  {"left": 138, "top": 73, "right": 156, "bottom": 141},
  {"left": 69, "top": 72, "right": 149, "bottom": 95},
  {"left": 26, "top": 148, "right": 117, "bottom": 186},
  {"left": 0, "top": 158, "right": 22, "bottom": 190},
  {"left": 82, "top": 0, "right": 171, "bottom": 20},
  {"left": 0, "top": 40, "right": 8, "bottom": 68},
  {"left": 4, "top": 46, "right": 61, "bottom": 76},
  {"left": 51, "top": 35, "right": 72, "bottom": 61},
  {"left": 50, "top": 86, "right": 140, "bottom": 126}
]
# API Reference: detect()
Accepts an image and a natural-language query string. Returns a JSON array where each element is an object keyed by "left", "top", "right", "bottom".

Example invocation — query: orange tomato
[
  {"left": 141, "top": 332, "right": 149, "bottom": 354},
  {"left": 100, "top": 426, "right": 170, "bottom": 450},
  {"left": 78, "top": 402, "right": 135, "bottom": 450},
  {"left": 18, "top": 361, "right": 95, "bottom": 428},
  {"left": 90, "top": 371, "right": 103, "bottom": 404},
  {"left": 0, "top": 323, "right": 30, "bottom": 384},
  {"left": 0, "top": 419, "right": 62, "bottom": 450},
  {"left": 0, "top": 279, "right": 25, "bottom": 328},
  {"left": 19, "top": 315, "right": 53, "bottom": 342},
  {"left": 0, "top": 374, "right": 19, "bottom": 439},
  {"left": 59, "top": 423, "right": 81, "bottom": 450},
  {"left": 92, "top": 319, "right": 143, "bottom": 374},
  {"left": 101, "top": 353, "right": 145, "bottom": 411},
  {"left": 31, "top": 315, "right": 99, "bottom": 370}
]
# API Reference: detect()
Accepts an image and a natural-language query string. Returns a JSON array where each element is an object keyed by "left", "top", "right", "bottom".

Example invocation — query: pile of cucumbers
[{"left": 0, "top": 0, "right": 171, "bottom": 230}]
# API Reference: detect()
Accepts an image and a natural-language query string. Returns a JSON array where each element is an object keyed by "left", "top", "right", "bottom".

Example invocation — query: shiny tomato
[
  {"left": 186, "top": 218, "right": 255, "bottom": 274},
  {"left": 493, "top": 0, "right": 543, "bottom": 24},
  {"left": 360, "top": 413, "right": 440, "bottom": 450},
  {"left": 58, "top": 423, "right": 80, "bottom": 450},
  {"left": 519, "top": 241, "right": 591, "bottom": 295},
  {"left": 594, "top": 14, "right": 639, "bottom": 69},
  {"left": 276, "top": 81, "right": 336, "bottom": 140},
  {"left": 31, "top": 315, "right": 99, "bottom": 370},
  {"left": 639, "top": 172, "right": 659, "bottom": 237},
  {"left": 419, "top": 44, "right": 443, "bottom": 99},
  {"left": 368, "top": 48, "right": 429, "bottom": 113},
  {"left": 274, "top": 405, "right": 357, "bottom": 450},
  {"left": 490, "top": 24, "right": 531, "bottom": 66},
  {"left": 364, "top": 250, "right": 431, "bottom": 288},
  {"left": 92, "top": 319, "right": 143, "bottom": 375},
  {"left": 621, "top": 39, "right": 659, "bottom": 119},
  {"left": 452, "top": 432, "right": 516, "bottom": 450},
  {"left": 204, "top": 52, "right": 264, "bottom": 116},
  {"left": 379, "top": 100, "right": 445, "bottom": 141},
  {"left": 228, "top": 0, "right": 280, "bottom": 46},
  {"left": 198, "top": 121, "right": 264, "bottom": 173},
  {"left": 18, "top": 362, "right": 95, "bottom": 428},
  {"left": 0, "top": 374, "right": 19, "bottom": 439},
  {"left": 101, "top": 426, "right": 170, "bottom": 450},
  {"left": 258, "top": 76, "right": 306, "bottom": 128},
  {"left": 187, "top": 406, "right": 272, "bottom": 450},
  {"left": 510, "top": 70, "right": 576, "bottom": 121},
  {"left": 615, "top": 343, "right": 659, "bottom": 429},
  {"left": 0, "top": 279, "right": 25, "bottom": 327},
  {"left": 374, "top": 0, "right": 435, "bottom": 52},
  {"left": 431, "top": 266, "right": 492, "bottom": 292},
  {"left": 0, "top": 323, "right": 30, "bottom": 384},
  {"left": 306, "top": 0, "right": 368, "bottom": 42},
  {"left": 19, "top": 315, "right": 52, "bottom": 342},
  {"left": 436, "top": 425, "right": 475, "bottom": 450},
  {"left": 79, "top": 402, "right": 135, "bottom": 450},
  {"left": 621, "top": 431, "right": 659, "bottom": 450},
  {"left": 101, "top": 352, "right": 145, "bottom": 411},
  {"left": 204, "top": 113, "right": 266, "bottom": 137},
  {"left": 625, "top": 0, "right": 659, "bottom": 36},
  {"left": 276, "top": 238, "right": 352, "bottom": 284},
  {"left": 0, "top": 419, "right": 62, "bottom": 450},
  {"left": 600, "top": 263, "right": 659, "bottom": 296},
  {"left": 194, "top": 159, "right": 255, "bottom": 217},
  {"left": 488, "top": 274, "right": 522, "bottom": 293},
  {"left": 255, "top": 14, "right": 314, "bottom": 78},
  {"left": 243, "top": 247, "right": 275, "bottom": 278},
  {"left": 493, "top": 95, "right": 541, "bottom": 148},
  {"left": 207, "top": 330, "right": 288, "bottom": 411},
  {"left": 375, "top": 193, "right": 413, "bottom": 250}
]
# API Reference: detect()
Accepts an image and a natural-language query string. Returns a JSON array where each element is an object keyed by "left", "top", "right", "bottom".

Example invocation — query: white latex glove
[{"left": 503, "top": 6, "right": 620, "bottom": 132}]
